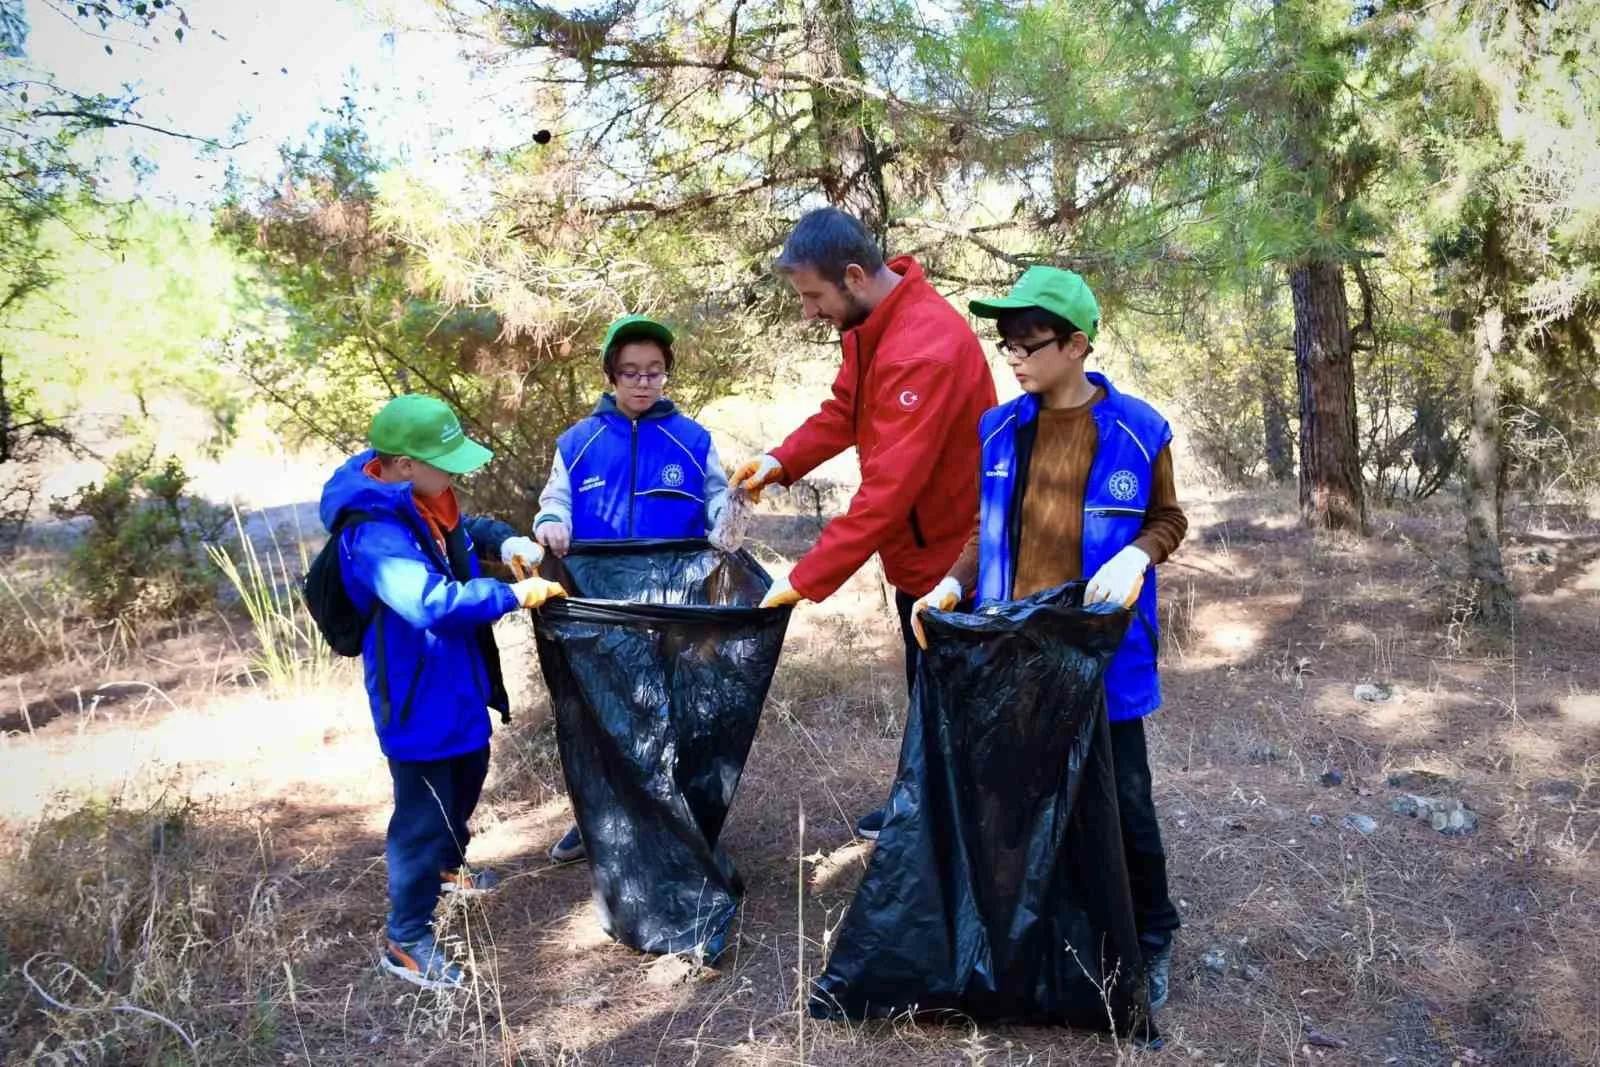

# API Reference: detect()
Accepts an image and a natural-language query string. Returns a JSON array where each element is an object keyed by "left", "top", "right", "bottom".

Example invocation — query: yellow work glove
[
  {"left": 1084, "top": 545, "right": 1149, "bottom": 609},
  {"left": 510, "top": 576, "right": 567, "bottom": 610},
  {"left": 909, "top": 576, "right": 963, "bottom": 650},
  {"left": 759, "top": 575, "right": 806, "bottom": 609},
  {"left": 730, "top": 454, "right": 785, "bottom": 502}
]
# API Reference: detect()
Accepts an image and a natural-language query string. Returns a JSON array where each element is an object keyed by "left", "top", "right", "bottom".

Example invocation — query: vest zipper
[
  {"left": 1088, "top": 506, "right": 1146, "bottom": 518},
  {"left": 628, "top": 420, "right": 639, "bottom": 537},
  {"left": 1005, "top": 410, "right": 1037, "bottom": 599}
]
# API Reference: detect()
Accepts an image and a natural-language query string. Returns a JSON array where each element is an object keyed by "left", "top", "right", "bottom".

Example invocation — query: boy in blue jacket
[
  {"left": 319, "top": 394, "right": 565, "bottom": 989},
  {"left": 533, "top": 314, "right": 730, "bottom": 861}
]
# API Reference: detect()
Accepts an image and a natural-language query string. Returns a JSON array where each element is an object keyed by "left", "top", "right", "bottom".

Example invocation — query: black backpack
[{"left": 303, "top": 510, "right": 376, "bottom": 656}]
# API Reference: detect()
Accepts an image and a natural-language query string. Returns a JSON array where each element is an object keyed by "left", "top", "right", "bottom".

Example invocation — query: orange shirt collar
[{"left": 363, "top": 457, "right": 461, "bottom": 548}]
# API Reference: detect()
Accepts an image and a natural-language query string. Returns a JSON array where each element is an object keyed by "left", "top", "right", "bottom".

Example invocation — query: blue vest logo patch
[
  {"left": 1108, "top": 469, "right": 1140, "bottom": 501},
  {"left": 662, "top": 463, "right": 685, "bottom": 487}
]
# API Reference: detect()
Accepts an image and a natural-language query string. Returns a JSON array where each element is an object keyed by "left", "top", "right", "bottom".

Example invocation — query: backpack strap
[
  {"left": 329, "top": 509, "right": 390, "bottom": 722},
  {"left": 331, "top": 508, "right": 377, "bottom": 537}
]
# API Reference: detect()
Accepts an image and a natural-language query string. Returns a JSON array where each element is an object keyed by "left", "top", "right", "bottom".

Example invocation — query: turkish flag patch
[{"left": 898, "top": 389, "right": 920, "bottom": 411}]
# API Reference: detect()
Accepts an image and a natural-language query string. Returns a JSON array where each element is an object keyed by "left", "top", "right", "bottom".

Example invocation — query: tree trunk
[
  {"left": 0, "top": 350, "right": 12, "bottom": 464},
  {"left": 805, "top": 0, "right": 890, "bottom": 238},
  {"left": 1410, "top": 382, "right": 1455, "bottom": 496},
  {"left": 1262, "top": 370, "right": 1294, "bottom": 483},
  {"left": 1290, "top": 258, "right": 1367, "bottom": 532},
  {"left": 1465, "top": 302, "right": 1515, "bottom": 629},
  {"left": 1255, "top": 273, "right": 1294, "bottom": 483}
]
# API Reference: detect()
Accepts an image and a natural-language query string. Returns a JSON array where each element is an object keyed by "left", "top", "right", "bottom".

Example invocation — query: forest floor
[{"left": 2, "top": 480, "right": 1597, "bottom": 1065}]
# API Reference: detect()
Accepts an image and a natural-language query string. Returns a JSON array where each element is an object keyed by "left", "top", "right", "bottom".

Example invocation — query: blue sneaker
[
  {"left": 1143, "top": 936, "right": 1174, "bottom": 1011},
  {"left": 381, "top": 932, "right": 465, "bottom": 990},
  {"left": 440, "top": 866, "right": 499, "bottom": 896},
  {"left": 855, "top": 808, "right": 885, "bottom": 841},
  {"left": 548, "top": 824, "right": 586, "bottom": 864}
]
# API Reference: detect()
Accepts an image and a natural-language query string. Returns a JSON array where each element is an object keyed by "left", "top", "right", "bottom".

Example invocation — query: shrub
[{"left": 50, "top": 450, "right": 231, "bottom": 624}]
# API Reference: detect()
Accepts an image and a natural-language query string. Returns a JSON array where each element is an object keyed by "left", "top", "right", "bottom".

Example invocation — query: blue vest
[
  {"left": 976, "top": 372, "right": 1173, "bottom": 721},
  {"left": 556, "top": 396, "right": 713, "bottom": 540}
]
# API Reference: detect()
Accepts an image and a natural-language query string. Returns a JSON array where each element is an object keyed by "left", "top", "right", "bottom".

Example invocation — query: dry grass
[{"left": 2, "top": 487, "right": 1598, "bottom": 1065}]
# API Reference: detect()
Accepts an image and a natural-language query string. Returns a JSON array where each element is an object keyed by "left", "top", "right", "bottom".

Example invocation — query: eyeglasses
[
  {"left": 616, "top": 371, "right": 669, "bottom": 386},
  {"left": 995, "top": 335, "right": 1066, "bottom": 361}
]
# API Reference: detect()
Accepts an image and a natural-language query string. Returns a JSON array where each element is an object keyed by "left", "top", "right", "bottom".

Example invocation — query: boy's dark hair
[
  {"left": 375, "top": 452, "right": 403, "bottom": 466},
  {"left": 995, "top": 306, "right": 1089, "bottom": 346},
  {"left": 603, "top": 333, "right": 674, "bottom": 380},
  {"left": 773, "top": 208, "right": 885, "bottom": 286}
]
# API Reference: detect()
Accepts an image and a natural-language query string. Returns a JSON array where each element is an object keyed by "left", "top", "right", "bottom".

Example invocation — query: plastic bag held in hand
[
  {"left": 531, "top": 539, "right": 792, "bottom": 957},
  {"left": 709, "top": 487, "right": 754, "bottom": 553},
  {"left": 500, "top": 535, "right": 543, "bottom": 572}
]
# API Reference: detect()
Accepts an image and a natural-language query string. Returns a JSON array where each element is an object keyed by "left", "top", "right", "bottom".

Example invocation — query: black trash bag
[
  {"left": 533, "top": 539, "right": 791, "bottom": 958},
  {"left": 809, "top": 582, "right": 1157, "bottom": 1039}
]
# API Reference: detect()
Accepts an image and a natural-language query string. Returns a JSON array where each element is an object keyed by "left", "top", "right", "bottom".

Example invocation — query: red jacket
[{"left": 772, "top": 257, "right": 996, "bottom": 601}]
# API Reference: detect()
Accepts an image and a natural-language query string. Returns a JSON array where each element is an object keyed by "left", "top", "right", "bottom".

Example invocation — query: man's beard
[{"left": 835, "top": 290, "right": 872, "bottom": 332}]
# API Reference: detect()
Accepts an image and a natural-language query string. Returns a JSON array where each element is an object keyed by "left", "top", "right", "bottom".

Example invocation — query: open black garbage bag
[
  {"left": 809, "top": 582, "right": 1156, "bottom": 1039},
  {"left": 533, "top": 539, "right": 791, "bottom": 958}
]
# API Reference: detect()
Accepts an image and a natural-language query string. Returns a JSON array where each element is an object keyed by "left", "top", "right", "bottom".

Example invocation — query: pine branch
[{"left": 28, "top": 110, "right": 247, "bottom": 150}]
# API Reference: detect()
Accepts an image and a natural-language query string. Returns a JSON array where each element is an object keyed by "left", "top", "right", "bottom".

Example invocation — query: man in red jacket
[{"left": 733, "top": 208, "right": 996, "bottom": 839}]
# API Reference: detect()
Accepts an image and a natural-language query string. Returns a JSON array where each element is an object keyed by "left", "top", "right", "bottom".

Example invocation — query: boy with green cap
[
  {"left": 318, "top": 393, "right": 566, "bottom": 989},
  {"left": 533, "top": 314, "right": 730, "bottom": 861},
  {"left": 908, "top": 266, "right": 1188, "bottom": 1010}
]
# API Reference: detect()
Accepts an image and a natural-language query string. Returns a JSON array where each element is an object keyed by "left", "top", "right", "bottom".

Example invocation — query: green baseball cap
[
  {"left": 369, "top": 394, "right": 493, "bottom": 475},
  {"left": 601, "top": 314, "right": 674, "bottom": 356},
  {"left": 969, "top": 266, "right": 1101, "bottom": 342}
]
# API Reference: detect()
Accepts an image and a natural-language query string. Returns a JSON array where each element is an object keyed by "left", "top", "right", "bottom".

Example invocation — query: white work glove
[
  {"left": 535, "top": 521, "right": 572, "bottom": 558},
  {"left": 910, "top": 576, "right": 963, "bottom": 650},
  {"left": 730, "top": 454, "right": 785, "bottom": 502},
  {"left": 500, "top": 536, "right": 544, "bottom": 573},
  {"left": 1085, "top": 545, "right": 1150, "bottom": 609}
]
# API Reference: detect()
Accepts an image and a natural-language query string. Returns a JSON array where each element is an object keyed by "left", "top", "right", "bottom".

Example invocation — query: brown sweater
[{"left": 949, "top": 390, "right": 1186, "bottom": 596}]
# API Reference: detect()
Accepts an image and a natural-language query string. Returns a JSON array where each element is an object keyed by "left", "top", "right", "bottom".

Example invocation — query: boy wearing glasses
[
  {"left": 533, "top": 313, "right": 730, "bottom": 861},
  {"left": 908, "top": 266, "right": 1187, "bottom": 1011}
]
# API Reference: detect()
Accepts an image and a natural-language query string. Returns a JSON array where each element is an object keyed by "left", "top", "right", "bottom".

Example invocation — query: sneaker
[
  {"left": 440, "top": 866, "right": 499, "bottom": 896},
  {"left": 380, "top": 933, "right": 465, "bottom": 990},
  {"left": 855, "top": 808, "right": 885, "bottom": 841},
  {"left": 548, "top": 824, "right": 586, "bottom": 864},
  {"left": 1143, "top": 936, "right": 1174, "bottom": 1011}
]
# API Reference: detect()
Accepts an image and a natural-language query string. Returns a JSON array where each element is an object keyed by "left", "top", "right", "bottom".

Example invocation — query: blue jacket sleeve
[
  {"left": 344, "top": 524, "right": 518, "bottom": 632},
  {"left": 463, "top": 514, "right": 517, "bottom": 562}
]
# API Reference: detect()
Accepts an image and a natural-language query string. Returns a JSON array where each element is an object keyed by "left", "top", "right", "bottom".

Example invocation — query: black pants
[
  {"left": 849, "top": 591, "right": 921, "bottom": 822},
  {"left": 1106, "top": 717, "right": 1180, "bottom": 945},
  {"left": 893, "top": 589, "right": 920, "bottom": 698},
  {"left": 385, "top": 745, "right": 490, "bottom": 943}
]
